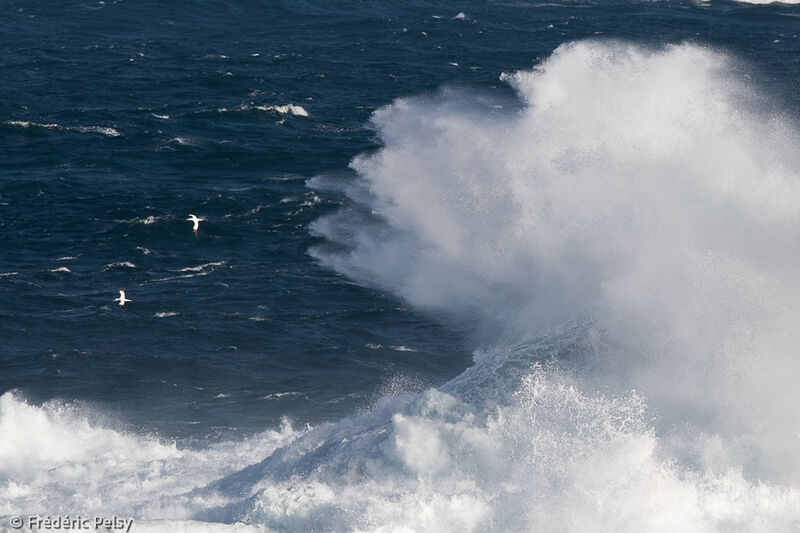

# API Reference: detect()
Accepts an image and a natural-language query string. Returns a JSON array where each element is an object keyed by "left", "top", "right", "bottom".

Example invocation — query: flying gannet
[
  {"left": 187, "top": 214, "right": 205, "bottom": 235},
  {"left": 114, "top": 289, "right": 132, "bottom": 306}
]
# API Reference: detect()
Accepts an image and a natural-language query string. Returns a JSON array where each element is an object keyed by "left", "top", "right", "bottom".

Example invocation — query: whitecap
[
  {"left": 175, "top": 261, "right": 226, "bottom": 273},
  {"left": 5, "top": 120, "right": 60, "bottom": 130},
  {"left": 148, "top": 262, "right": 226, "bottom": 283},
  {"left": 390, "top": 345, "right": 417, "bottom": 352},
  {"left": 170, "top": 137, "right": 200, "bottom": 146},
  {"left": 244, "top": 204, "right": 269, "bottom": 215},
  {"left": 300, "top": 194, "right": 321, "bottom": 207},
  {"left": 254, "top": 104, "right": 310, "bottom": 117},
  {"left": 75, "top": 125, "right": 121, "bottom": 137},
  {"left": 5, "top": 120, "right": 121, "bottom": 137},
  {"left": 101, "top": 261, "right": 136, "bottom": 270},
  {"left": 260, "top": 392, "right": 302, "bottom": 400}
]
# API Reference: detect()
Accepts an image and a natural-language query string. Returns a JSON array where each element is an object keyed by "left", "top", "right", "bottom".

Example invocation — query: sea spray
[{"left": 308, "top": 38, "right": 800, "bottom": 521}]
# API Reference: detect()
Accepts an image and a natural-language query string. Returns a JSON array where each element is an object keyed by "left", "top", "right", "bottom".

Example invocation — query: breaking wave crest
[{"left": 308, "top": 40, "right": 800, "bottom": 527}]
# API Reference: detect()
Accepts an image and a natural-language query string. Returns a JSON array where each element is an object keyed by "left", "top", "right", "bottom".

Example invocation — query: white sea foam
[
  {"left": 75, "top": 125, "right": 121, "bottom": 137},
  {"left": 154, "top": 312, "right": 178, "bottom": 318},
  {"left": 4, "top": 121, "right": 120, "bottom": 137},
  {"left": 148, "top": 262, "right": 226, "bottom": 283},
  {"left": 175, "top": 262, "right": 226, "bottom": 273},
  {"left": 390, "top": 345, "right": 417, "bottom": 352},
  {"left": 170, "top": 137, "right": 200, "bottom": 146},
  {"left": 101, "top": 261, "right": 136, "bottom": 271},
  {"left": 240, "top": 363, "right": 800, "bottom": 532},
  {"left": 6, "top": 362, "right": 798, "bottom": 531},
  {"left": 260, "top": 392, "right": 302, "bottom": 401},
  {"left": 218, "top": 103, "right": 310, "bottom": 117},
  {"left": 243, "top": 205, "right": 268, "bottom": 216},
  {"left": 5, "top": 120, "right": 61, "bottom": 132},
  {"left": 0, "top": 392, "right": 298, "bottom": 523},
  {"left": 306, "top": 39, "right": 800, "bottom": 523},
  {"left": 300, "top": 194, "right": 320, "bottom": 207},
  {"left": 49, "top": 267, "right": 71, "bottom": 273},
  {"left": 118, "top": 215, "right": 163, "bottom": 225},
  {"left": 254, "top": 104, "right": 310, "bottom": 117}
]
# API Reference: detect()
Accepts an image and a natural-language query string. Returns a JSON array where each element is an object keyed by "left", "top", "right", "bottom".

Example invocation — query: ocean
[{"left": 2, "top": 0, "right": 800, "bottom": 531}]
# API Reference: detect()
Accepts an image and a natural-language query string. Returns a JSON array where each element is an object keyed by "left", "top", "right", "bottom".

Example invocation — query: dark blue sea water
[{"left": 3, "top": 1, "right": 800, "bottom": 531}]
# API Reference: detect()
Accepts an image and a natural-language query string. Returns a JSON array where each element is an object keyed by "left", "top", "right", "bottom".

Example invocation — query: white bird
[
  {"left": 114, "top": 289, "right": 132, "bottom": 306},
  {"left": 187, "top": 214, "right": 205, "bottom": 234}
]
